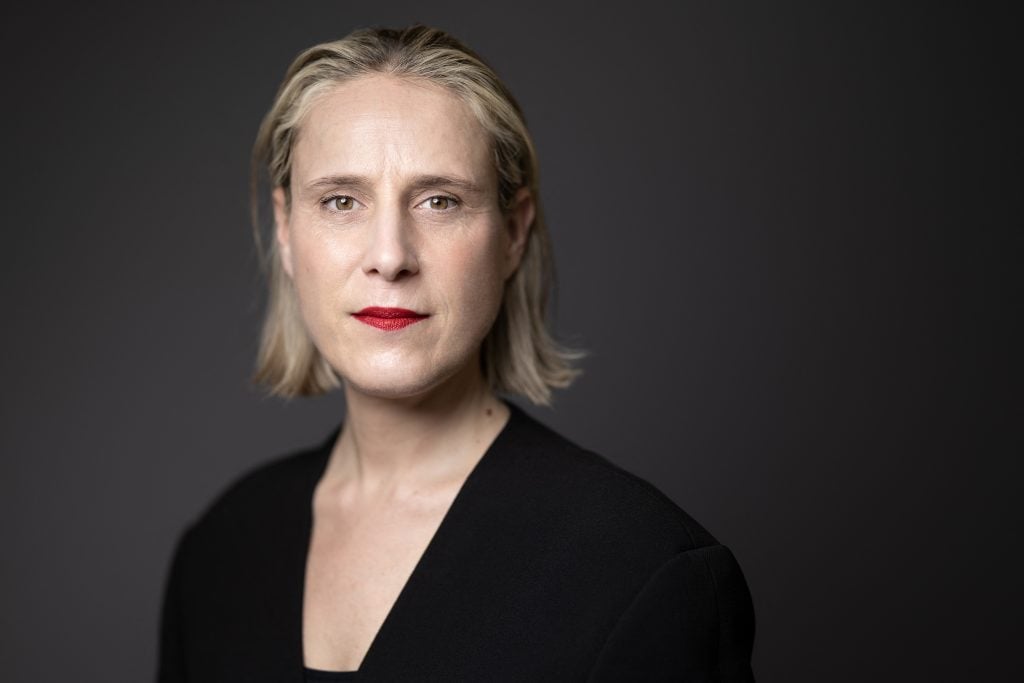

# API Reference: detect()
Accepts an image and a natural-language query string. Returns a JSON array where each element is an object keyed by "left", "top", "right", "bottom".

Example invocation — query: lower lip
[{"left": 353, "top": 314, "right": 428, "bottom": 331}]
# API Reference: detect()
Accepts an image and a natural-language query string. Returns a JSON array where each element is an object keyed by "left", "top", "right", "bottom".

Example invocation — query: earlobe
[
  {"left": 504, "top": 187, "right": 535, "bottom": 278},
  {"left": 272, "top": 186, "right": 294, "bottom": 278}
]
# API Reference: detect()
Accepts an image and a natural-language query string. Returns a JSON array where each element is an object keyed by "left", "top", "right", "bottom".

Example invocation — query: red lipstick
[{"left": 353, "top": 307, "right": 429, "bottom": 331}]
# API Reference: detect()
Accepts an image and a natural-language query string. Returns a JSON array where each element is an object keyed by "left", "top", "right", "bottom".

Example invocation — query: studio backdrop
[{"left": 1, "top": 1, "right": 1019, "bottom": 681}]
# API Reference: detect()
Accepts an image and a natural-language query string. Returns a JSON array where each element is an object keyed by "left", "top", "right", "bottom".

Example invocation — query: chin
[
  {"left": 337, "top": 354, "right": 467, "bottom": 401},
  {"left": 344, "top": 376, "right": 438, "bottom": 401}
]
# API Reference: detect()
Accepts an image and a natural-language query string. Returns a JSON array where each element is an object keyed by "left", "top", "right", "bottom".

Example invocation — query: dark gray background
[{"left": 2, "top": 1, "right": 1020, "bottom": 681}]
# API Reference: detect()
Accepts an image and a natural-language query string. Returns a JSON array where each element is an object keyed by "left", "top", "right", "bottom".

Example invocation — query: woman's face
[{"left": 274, "top": 75, "right": 533, "bottom": 400}]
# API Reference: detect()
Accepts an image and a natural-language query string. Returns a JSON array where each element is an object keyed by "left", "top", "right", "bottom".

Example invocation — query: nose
[{"left": 360, "top": 204, "right": 419, "bottom": 281}]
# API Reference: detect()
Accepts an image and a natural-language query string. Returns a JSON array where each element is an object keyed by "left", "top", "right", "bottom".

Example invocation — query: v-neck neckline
[{"left": 293, "top": 401, "right": 525, "bottom": 676}]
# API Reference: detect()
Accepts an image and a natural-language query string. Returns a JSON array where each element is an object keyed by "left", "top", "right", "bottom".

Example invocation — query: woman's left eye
[{"left": 420, "top": 195, "right": 458, "bottom": 210}]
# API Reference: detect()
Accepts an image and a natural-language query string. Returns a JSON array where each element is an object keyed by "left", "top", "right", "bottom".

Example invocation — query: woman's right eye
[{"left": 323, "top": 195, "right": 357, "bottom": 211}]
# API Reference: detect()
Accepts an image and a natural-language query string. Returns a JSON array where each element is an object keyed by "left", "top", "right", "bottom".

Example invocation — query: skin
[{"left": 273, "top": 74, "right": 535, "bottom": 671}]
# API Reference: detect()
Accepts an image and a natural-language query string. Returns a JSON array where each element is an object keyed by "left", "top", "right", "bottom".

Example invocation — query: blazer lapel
[{"left": 260, "top": 426, "right": 338, "bottom": 682}]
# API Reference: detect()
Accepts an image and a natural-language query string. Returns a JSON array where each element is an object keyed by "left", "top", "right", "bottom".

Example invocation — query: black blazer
[{"left": 158, "top": 403, "right": 755, "bottom": 682}]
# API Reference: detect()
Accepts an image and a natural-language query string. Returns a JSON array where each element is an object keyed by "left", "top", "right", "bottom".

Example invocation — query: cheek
[
  {"left": 445, "top": 233, "right": 507, "bottom": 316},
  {"left": 289, "top": 232, "right": 354, "bottom": 311}
]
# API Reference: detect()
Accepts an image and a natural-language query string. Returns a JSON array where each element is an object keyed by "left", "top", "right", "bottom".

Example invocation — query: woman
[{"left": 158, "top": 25, "right": 755, "bottom": 682}]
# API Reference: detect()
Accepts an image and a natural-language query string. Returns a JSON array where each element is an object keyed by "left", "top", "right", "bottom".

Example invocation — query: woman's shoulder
[
  {"left": 487, "top": 404, "right": 722, "bottom": 554},
  {"left": 179, "top": 427, "right": 336, "bottom": 544}
]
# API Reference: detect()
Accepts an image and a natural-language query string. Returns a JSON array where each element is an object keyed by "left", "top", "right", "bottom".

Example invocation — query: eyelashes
[{"left": 319, "top": 194, "right": 461, "bottom": 214}]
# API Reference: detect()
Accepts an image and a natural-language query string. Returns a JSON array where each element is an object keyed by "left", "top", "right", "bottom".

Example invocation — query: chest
[{"left": 301, "top": 489, "right": 456, "bottom": 672}]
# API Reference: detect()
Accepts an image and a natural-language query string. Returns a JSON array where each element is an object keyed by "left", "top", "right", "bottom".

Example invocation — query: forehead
[{"left": 291, "top": 74, "right": 493, "bottom": 186}]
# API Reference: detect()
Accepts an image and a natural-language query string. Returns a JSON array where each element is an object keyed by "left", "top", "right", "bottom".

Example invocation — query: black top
[
  {"left": 303, "top": 667, "right": 357, "bottom": 682},
  {"left": 157, "top": 403, "right": 755, "bottom": 682}
]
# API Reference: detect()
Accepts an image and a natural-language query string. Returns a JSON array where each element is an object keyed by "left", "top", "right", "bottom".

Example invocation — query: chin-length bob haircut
[{"left": 250, "top": 25, "right": 581, "bottom": 405}]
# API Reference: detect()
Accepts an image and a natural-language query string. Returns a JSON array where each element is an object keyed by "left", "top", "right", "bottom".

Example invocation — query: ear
[
  {"left": 503, "top": 186, "right": 535, "bottom": 279},
  {"left": 272, "top": 186, "right": 294, "bottom": 278}
]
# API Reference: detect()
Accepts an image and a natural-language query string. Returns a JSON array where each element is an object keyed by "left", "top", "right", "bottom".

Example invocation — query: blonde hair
[{"left": 251, "top": 25, "right": 581, "bottom": 405}]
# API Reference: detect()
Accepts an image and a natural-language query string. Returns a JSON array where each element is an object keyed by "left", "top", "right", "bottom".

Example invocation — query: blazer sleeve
[
  {"left": 587, "top": 544, "right": 756, "bottom": 683},
  {"left": 156, "top": 525, "right": 194, "bottom": 683}
]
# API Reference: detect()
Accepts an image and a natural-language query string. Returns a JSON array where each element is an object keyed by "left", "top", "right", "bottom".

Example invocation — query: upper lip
[{"left": 354, "top": 307, "right": 428, "bottom": 318}]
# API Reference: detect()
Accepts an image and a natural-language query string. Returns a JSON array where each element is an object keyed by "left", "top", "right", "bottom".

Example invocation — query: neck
[{"left": 325, "top": 361, "right": 510, "bottom": 498}]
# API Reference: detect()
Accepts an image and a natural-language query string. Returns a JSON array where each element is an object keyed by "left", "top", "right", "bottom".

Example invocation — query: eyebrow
[
  {"left": 303, "top": 174, "right": 488, "bottom": 195},
  {"left": 412, "top": 174, "right": 487, "bottom": 195},
  {"left": 304, "top": 175, "right": 369, "bottom": 193}
]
